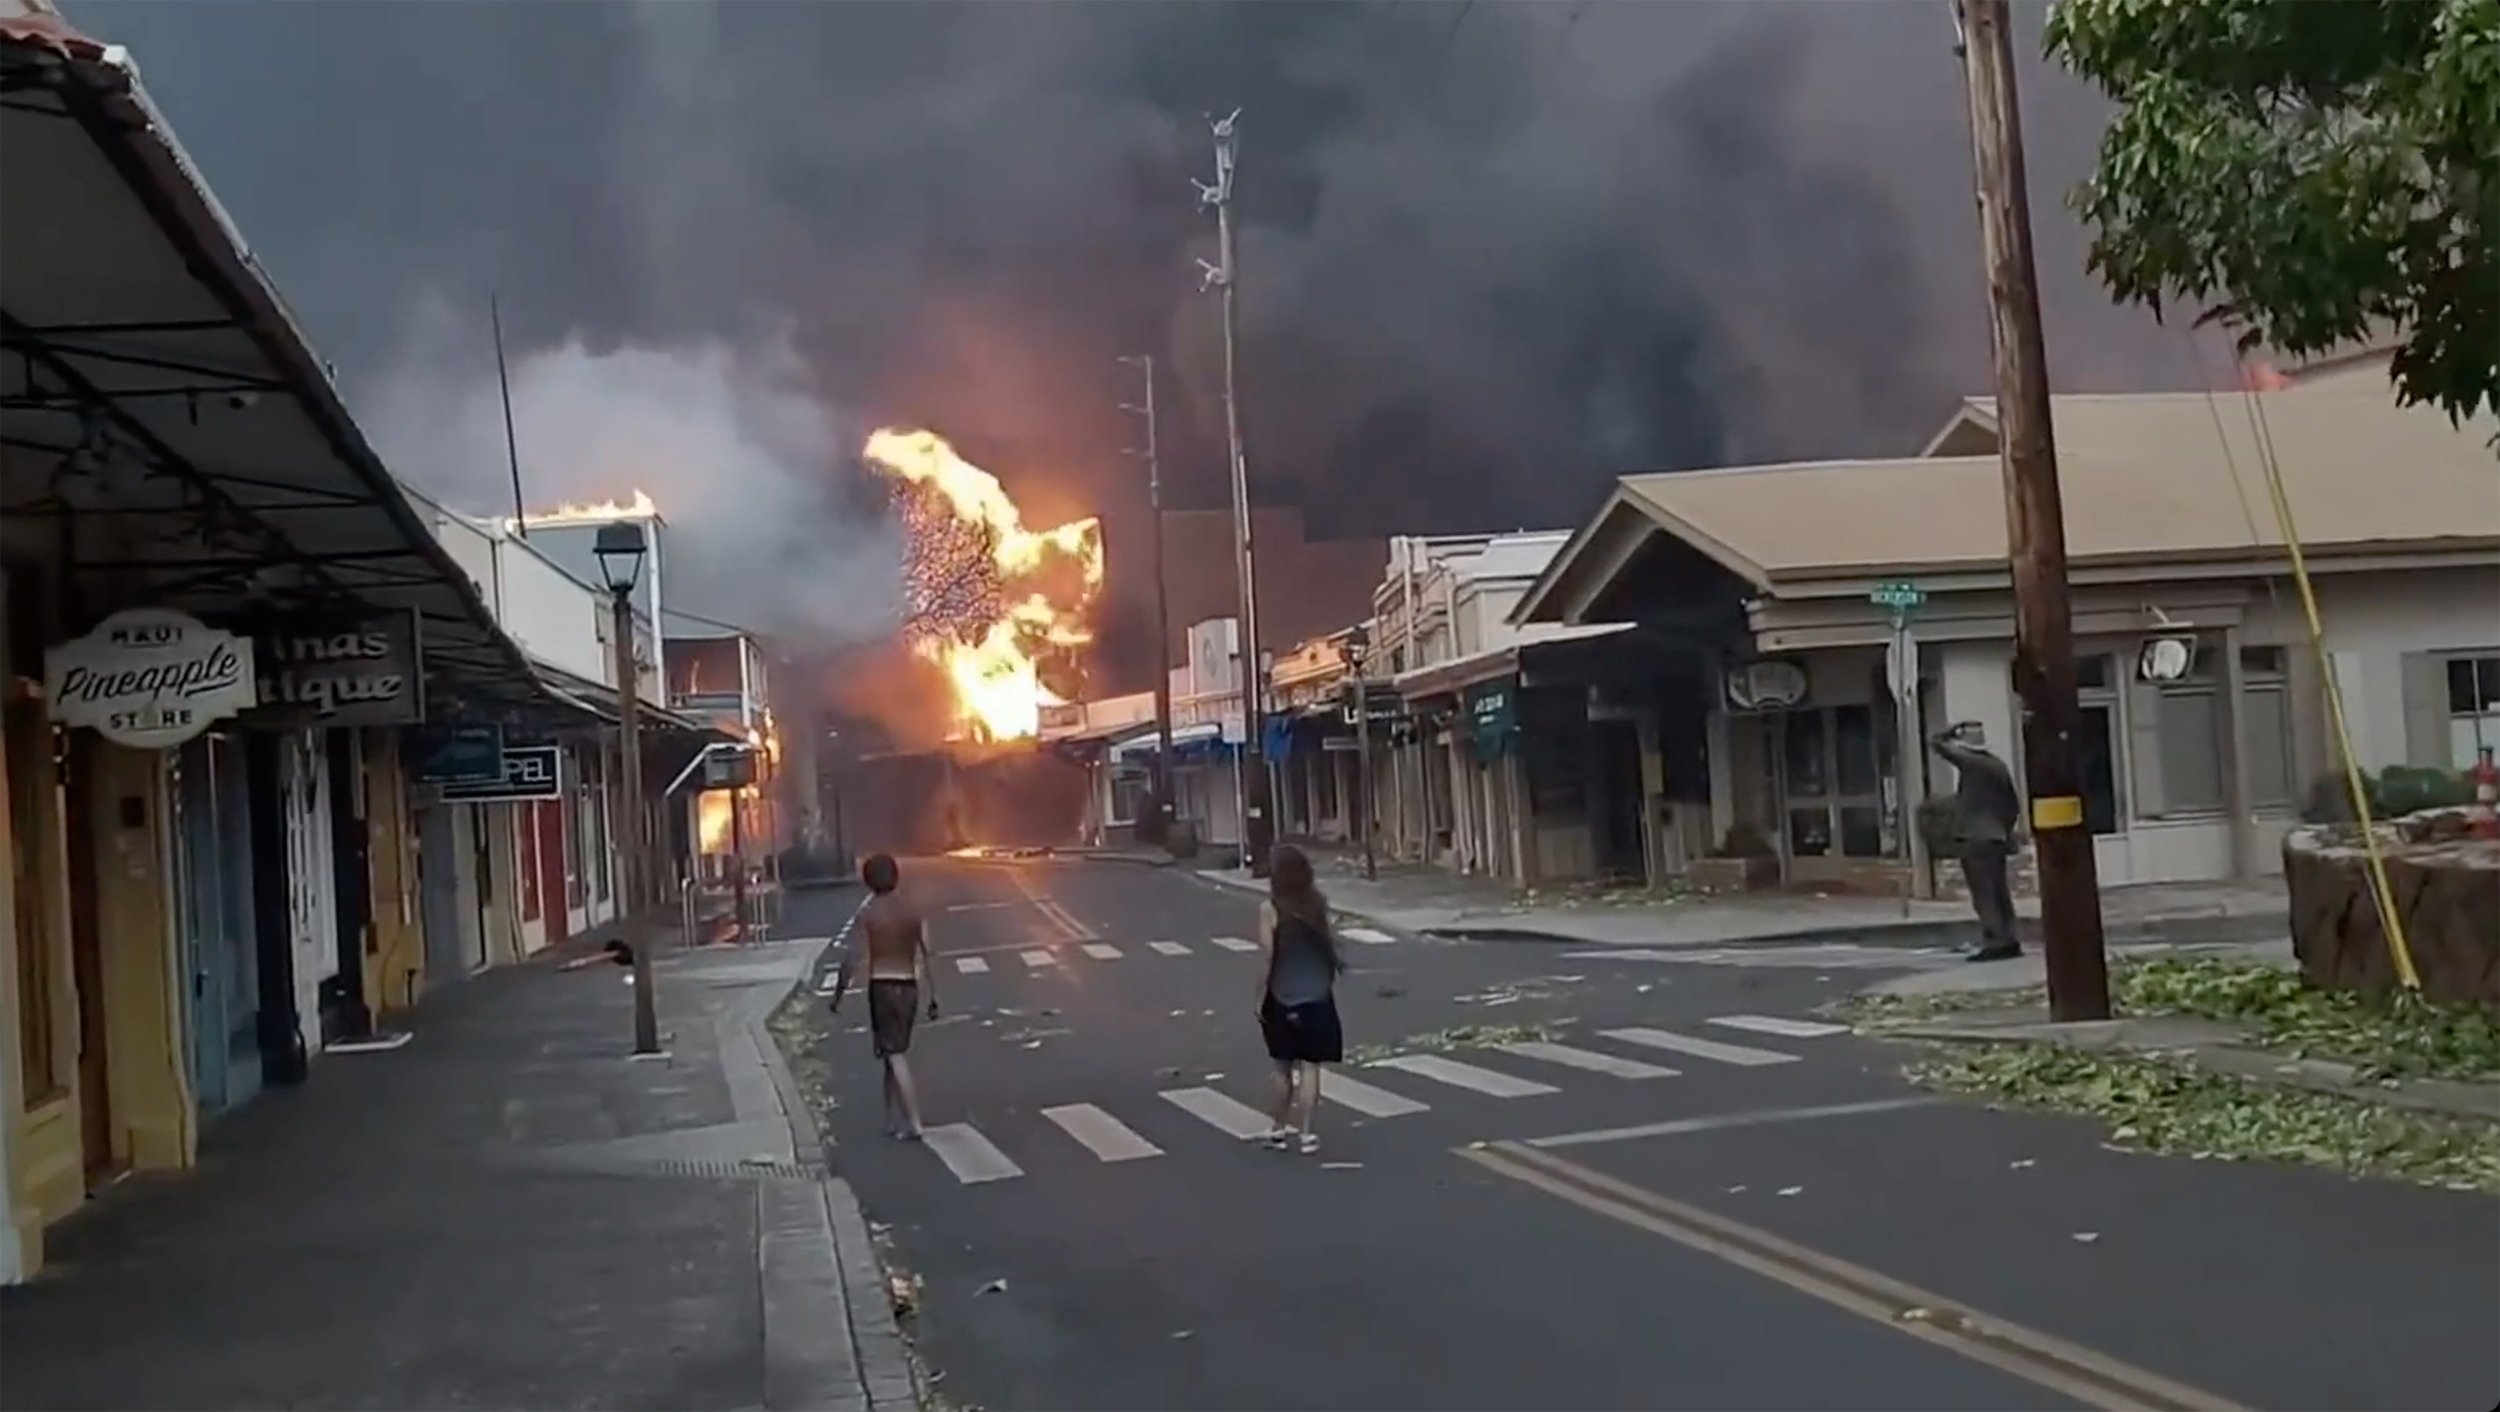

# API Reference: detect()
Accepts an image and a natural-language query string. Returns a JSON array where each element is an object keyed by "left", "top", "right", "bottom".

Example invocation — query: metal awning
[
  {"left": 529, "top": 656, "right": 736, "bottom": 741},
  {"left": 0, "top": 14, "right": 548, "bottom": 718}
]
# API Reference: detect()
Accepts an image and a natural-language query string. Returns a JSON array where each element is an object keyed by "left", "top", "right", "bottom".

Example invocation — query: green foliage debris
[{"left": 1909, "top": 1045, "right": 2500, "bottom": 1193}]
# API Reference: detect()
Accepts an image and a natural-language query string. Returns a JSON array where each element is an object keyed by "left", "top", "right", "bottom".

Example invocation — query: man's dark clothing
[{"left": 1934, "top": 736, "right": 2022, "bottom": 954}]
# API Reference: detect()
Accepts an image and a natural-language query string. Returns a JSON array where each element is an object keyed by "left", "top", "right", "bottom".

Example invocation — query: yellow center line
[
  {"left": 1002, "top": 867, "right": 1097, "bottom": 943},
  {"left": 1457, "top": 1141, "right": 2246, "bottom": 1412}
]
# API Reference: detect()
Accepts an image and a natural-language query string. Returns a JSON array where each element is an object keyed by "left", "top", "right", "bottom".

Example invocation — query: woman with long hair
[{"left": 1255, "top": 844, "right": 1347, "bottom": 1154}]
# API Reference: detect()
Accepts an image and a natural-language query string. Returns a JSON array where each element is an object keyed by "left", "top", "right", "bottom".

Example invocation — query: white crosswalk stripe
[
  {"left": 1497, "top": 1040, "right": 1680, "bottom": 1080},
  {"left": 924, "top": 1123, "right": 1023, "bottom": 1184},
  {"left": 1209, "top": 936, "right": 1260, "bottom": 953},
  {"left": 1371, "top": 1053, "right": 1557, "bottom": 1098},
  {"left": 1041, "top": 1104, "right": 1162, "bottom": 1162},
  {"left": 954, "top": 955, "right": 991, "bottom": 975},
  {"left": 1601, "top": 1026, "right": 1799, "bottom": 1067},
  {"left": 1708, "top": 1014, "right": 1849, "bottom": 1040},
  {"left": 1080, "top": 943, "right": 1124, "bottom": 961},
  {"left": 1318, "top": 1072, "right": 1431, "bottom": 1117},
  {"left": 1159, "top": 1086, "right": 1273, "bottom": 1139},
  {"left": 1020, "top": 949, "right": 1059, "bottom": 969},
  {"left": 1340, "top": 926, "right": 1396, "bottom": 945},
  {"left": 1149, "top": 941, "right": 1192, "bottom": 956}
]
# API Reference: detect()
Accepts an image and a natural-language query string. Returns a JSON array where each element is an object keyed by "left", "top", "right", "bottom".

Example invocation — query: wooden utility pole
[{"left": 1953, "top": 0, "right": 2110, "bottom": 1020}]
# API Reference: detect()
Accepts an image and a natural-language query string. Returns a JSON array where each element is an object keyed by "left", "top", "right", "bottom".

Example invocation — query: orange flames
[
  {"left": 864, "top": 428, "right": 1104, "bottom": 743},
  {"left": 521, "top": 489, "right": 662, "bottom": 527}
]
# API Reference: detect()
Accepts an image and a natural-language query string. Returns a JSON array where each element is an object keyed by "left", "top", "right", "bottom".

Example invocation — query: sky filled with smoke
[{"left": 73, "top": 0, "right": 2222, "bottom": 640}]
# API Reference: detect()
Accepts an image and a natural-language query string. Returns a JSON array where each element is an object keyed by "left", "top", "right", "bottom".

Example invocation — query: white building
[{"left": 1518, "top": 379, "right": 2500, "bottom": 894}]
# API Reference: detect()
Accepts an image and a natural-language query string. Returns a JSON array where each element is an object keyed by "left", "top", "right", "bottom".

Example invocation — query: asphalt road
[{"left": 791, "top": 858, "right": 2500, "bottom": 1412}]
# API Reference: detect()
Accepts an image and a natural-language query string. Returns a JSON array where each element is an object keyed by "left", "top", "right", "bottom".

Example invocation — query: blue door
[{"left": 176, "top": 738, "right": 261, "bottom": 1118}]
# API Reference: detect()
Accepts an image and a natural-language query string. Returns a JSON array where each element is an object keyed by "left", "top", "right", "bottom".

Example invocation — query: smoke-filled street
[
  {"left": 788, "top": 861, "right": 2498, "bottom": 1412},
  {"left": 4, "top": 0, "right": 2497, "bottom": 1408}
]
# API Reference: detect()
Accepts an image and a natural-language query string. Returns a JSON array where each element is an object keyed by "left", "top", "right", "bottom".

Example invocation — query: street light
[{"left": 595, "top": 521, "right": 662, "bottom": 1056}]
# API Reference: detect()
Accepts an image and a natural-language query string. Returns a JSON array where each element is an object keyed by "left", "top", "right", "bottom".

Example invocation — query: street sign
[{"left": 1869, "top": 581, "right": 1926, "bottom": 612}]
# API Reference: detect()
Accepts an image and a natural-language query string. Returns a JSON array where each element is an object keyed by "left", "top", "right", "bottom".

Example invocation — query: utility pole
[
  {"left": 1349, "top": 637, "right": 1377, "bottom": 881},
  {"left": 1953, "top": 0, "right": 2110, "bottom": 1020},
  {"left": 1198, "top": 108, "right": 1273, "bottom": 878},
  {"left": 491, "top": 292, "right": 527, "bottom": 536},
  {"left": 1118, "top": 354, "right": 1178, "bottom": 842}
]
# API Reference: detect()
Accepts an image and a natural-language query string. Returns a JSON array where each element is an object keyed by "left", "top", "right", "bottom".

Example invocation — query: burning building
[{"left": 815, "top": 428, "right": 1104, "bottom": 856}]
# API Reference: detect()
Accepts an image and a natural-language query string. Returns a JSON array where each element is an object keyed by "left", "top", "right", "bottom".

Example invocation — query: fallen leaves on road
[
  {"left": 1907, "top": 1045, "right": 2500, "bottom": 1192},
  {"left": 2071, "top": 1231, "right": 2101, "bottom": 1244},
  {"left": 2008, "top": 1158, "right": 2036, "bottom": 1170},
  {"left": 977, "top": 1278, "right": 1009, "bottom": 1295},
  {"left": 1776, "top": 1185, "right": 1804, "bottom": 1198},
  {"left": 1348, "top": 1021, "right": 1571, "bottom": 1062}
]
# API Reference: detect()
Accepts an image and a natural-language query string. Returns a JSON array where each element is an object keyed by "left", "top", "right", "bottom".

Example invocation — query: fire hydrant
[{"left": 2474, "top": 747, "right": 2500, "bottom": 840}]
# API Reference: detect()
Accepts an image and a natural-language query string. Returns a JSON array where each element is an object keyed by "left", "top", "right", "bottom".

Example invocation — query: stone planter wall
[{"left": 2284, "top": 807, "right": 2500, "bottom": 1006}]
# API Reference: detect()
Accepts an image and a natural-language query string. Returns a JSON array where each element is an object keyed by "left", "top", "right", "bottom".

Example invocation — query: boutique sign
[
  {"left": 240, "top": 610, "right": 424, "bottom": 729},
  {"left": 45, "top": 608, "right": 258, "bottom": 749}
]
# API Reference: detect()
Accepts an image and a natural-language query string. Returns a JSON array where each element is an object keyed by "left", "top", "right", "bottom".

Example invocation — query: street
[{"left": 804, "top": 859, "right": 2500, "bottom": 1412}]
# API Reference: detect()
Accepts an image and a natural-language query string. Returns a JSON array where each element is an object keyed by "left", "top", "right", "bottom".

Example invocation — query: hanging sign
[
  {"left": 239, "top": 609, "right": 425, "bottom": 729},
  {"left": 1464, "top": 679, "right": 1519, "bottom": 759},
  {"left": 438, "top": 744, "right": 563, "bottom": 803},
  {"left": 410, "top": 724, "right": 506, "bottom": 785},
  {"left": 44, "top": 607, "right": 256, "bottom": 749}
]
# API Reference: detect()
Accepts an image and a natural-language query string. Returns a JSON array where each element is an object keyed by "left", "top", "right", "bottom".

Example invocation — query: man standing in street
[{"left": 1929, "top": 721, "right": 2023, "bottom": 962}]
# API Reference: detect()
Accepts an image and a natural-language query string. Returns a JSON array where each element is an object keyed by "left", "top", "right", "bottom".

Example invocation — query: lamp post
[
  {"left": 596, "top": 520, "right": 661, "bottom": 1055},
  {"left": 1345, "top": 628, "right": 1376, "bottom": 881}
]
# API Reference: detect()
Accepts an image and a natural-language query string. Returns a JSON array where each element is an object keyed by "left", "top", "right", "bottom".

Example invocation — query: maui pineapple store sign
[{"left": 45, "top": 608, "right": 257, "bottom": 749}]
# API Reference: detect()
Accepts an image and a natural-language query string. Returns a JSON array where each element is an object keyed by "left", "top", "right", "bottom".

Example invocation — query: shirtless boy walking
[{"left": 829, "top": 854, "right": 939, "bottom": 1140}]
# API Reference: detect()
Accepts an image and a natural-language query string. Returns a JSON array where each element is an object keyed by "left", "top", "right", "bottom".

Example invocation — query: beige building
[{"left": 1518, "top": 379, "right": 2500, "bottom": 894}]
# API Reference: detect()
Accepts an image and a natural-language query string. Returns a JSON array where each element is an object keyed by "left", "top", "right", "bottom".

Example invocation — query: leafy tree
[{"left": 2046, "top": 0, "right": 2499, "bottom": 425}]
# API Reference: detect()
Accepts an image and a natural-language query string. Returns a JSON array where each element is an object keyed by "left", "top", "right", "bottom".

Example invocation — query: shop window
[
  {"left": 2014, "top": 653, "right": 2123, "bottom": 835},
  {"left": 1781, "top": 704, "right": 1890, "bottom": 859},
  {"left": 2447, "top": 656, "right": 2500, "bottom": 714},
  {"left": 1110, "top": 769, "right": 1150, "bottom": 825},
  {"left": 2242, "top": 651, "right": 2294, "bottom": 808},
  {"left": 2155, "top": 690, "right": 2227, "bottom": 812},
  {"left": 2446, "top": 655, "right": 2500, "bottom": 767}
]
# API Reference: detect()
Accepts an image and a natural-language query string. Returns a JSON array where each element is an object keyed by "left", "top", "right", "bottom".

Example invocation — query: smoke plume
[
  {"left": 364, "top": 303, "right": 902, "bottom": 640},
  {"left": 77, "top": 0, "right": 2227, "bottom": 663}
]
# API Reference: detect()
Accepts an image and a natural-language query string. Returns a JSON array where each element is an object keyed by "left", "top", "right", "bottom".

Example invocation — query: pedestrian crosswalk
[
  {"left": 937, "top": 924, "right": 1421, "bottom": 976},
  {"left": 896, "top": 1014, "right": 1854, "bottom": 1187}
]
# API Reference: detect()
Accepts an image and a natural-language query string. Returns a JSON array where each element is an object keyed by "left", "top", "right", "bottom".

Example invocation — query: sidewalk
[
  {"left": 0, "top": 912, "right": 908, "bottom": 1412},
  {"left": 1200, "top": 851, "right": 2289, "bottom": 951}
]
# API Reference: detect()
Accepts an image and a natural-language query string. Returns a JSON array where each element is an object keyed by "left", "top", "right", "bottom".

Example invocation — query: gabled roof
[{"left": 1520, "top": 389, "right": 2500, "bottom": 623}]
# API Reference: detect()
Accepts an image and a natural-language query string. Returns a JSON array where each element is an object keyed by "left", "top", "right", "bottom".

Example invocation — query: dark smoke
[{"left": 73, "top": 0, "right": 2219, "bottom": 640}]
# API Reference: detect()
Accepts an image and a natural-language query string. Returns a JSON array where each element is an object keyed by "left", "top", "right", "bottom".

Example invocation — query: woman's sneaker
[{"left": 1297, "top": 1132, "right": 1321, "bottom": 1155}]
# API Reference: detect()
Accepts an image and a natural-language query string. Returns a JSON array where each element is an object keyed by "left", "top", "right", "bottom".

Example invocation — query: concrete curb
[
  {"left": 750, "top": 915, "right": 918, "bottom": 1412},
  {"left": 1194, "top": 862, "right": 2289, "bottom": 956}
]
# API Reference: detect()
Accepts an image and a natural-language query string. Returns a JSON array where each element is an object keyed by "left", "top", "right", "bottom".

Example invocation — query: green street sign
[{"left": 1869, "top": 581, "right": 1926, "bottom": 611}]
